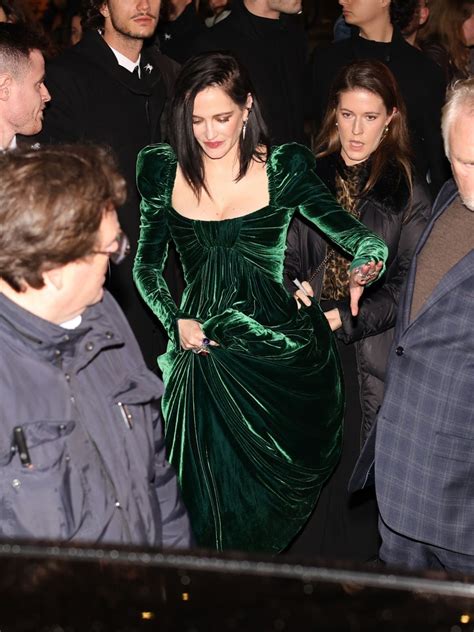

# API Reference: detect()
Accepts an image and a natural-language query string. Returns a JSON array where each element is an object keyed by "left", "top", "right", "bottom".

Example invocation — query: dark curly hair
[
  {"left": 390, "top": 0, "right": 420, "bottom": 31},
  {"left": 81, "top": 0, "right": 104, "bottom": 30}
]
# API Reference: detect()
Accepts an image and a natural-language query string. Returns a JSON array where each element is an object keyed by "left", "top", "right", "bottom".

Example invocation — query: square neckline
[{"left": 167, "top": 151, "right": 275, "bottom": 223}]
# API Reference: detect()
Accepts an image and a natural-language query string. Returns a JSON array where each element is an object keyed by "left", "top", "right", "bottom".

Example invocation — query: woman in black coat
[{"left": 285, "top": 60, "right": 432, "bottom": 561}]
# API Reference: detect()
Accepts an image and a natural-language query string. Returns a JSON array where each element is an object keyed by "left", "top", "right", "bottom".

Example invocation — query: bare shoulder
[{"left": 172, "top": 164, "right": 196, "bottom": 208}]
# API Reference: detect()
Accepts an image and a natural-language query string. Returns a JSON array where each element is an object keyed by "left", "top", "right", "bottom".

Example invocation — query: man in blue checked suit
[{"left": 375, "top": 78, "right": 474, "bottom": 574}]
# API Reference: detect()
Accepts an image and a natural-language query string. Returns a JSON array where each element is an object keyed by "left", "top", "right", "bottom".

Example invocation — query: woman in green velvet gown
[{"left": 133, "top": 52, "right": 387, "bottom": 553}]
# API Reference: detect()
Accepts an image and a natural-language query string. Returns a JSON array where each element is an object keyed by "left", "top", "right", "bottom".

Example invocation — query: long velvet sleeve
[
  {"left": 133, "top": 144, "right": 179, "bottom": 346},
  {"left": 272, "top": 144, "right": 388, "bottom": 272}
]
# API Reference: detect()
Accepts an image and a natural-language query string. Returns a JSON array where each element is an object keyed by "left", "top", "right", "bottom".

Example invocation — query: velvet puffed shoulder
[
  {"left": 268, "top": 143, "right": 322, "bottom": 203},
  {"left": 136, "top": 143, "right": 177, "bottom": 210},
  {"left": 269, "top": 143, "right": 317, "bottom": 170},
  {"left": 269, "top": 142, "right": 317, "bottom": 177}
]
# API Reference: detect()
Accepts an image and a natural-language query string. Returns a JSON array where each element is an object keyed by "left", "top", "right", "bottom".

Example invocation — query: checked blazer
[{"left": 375, "top": 179, "right": 474, "bottom": 555}]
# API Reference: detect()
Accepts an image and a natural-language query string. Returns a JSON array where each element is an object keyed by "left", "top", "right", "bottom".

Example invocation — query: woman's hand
[
  {"left": 177, "top": 319, "right": 218, "bottom": 353},
  {"left": 324, "top": 308, "right": 342, "bottom": 331},
  {"left": 349, "top": 260, "right": 383, "bottom": 316},
  {"left": 294, "top": 280, "right": 314, "bottom": 309}
]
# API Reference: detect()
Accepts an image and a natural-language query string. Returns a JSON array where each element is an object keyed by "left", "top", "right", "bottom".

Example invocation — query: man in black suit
[
  {"left": 0, "top": 24, "right": 50, "bottom": 150},
  {"left": 38, "top": 0, "right": 181, "bottom": 370}
]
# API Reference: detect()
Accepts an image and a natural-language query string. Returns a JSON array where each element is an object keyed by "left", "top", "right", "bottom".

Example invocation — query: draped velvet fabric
[{"left": 134, "top": 143, "right": 388, "bottom": 553}]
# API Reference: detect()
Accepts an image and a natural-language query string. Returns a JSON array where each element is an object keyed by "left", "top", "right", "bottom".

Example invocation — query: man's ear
[
  {"left": 99, "top": 1, "right": 109, "bottom": 19},
  {"left": 0, "top": 73, "right": 12, "bottom": 101},
  {"left": 42, "top": 267, "right": 64, "bottom": 292}
]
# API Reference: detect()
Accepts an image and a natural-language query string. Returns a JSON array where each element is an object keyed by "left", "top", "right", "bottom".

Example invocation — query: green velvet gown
[{"left": 134, "top": 143, "right": 388, "bottom": 553}]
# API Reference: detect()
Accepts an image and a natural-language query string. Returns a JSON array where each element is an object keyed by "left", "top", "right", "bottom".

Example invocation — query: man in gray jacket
[
  {"left": 0, "top": 144, "right": 192, "bottom": 548},
  {"left": 375, "top": 79, "right": 474, "bottom": 574}
]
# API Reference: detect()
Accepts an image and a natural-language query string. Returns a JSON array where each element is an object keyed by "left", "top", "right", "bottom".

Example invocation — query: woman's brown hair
[
  {"left": 417, "top": 0, "right": 474, "bottom": 78},
  {"left": 314, "top": 59, "right": 413, "bottom": 199}
]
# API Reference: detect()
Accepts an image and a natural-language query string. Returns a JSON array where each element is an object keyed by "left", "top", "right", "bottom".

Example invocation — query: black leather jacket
[{"left": 284, "top": 152, "right": 432, "bottom": 442}]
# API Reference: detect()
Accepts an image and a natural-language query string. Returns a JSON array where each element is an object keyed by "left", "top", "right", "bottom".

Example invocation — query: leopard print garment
[{"left": 321, "top": 160, "right": 368, "bottom": 301}]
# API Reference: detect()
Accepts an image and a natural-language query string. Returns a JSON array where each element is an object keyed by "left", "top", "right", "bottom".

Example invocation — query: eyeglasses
[{"left": 91, "top": 231, "right": 130, "bottom": 265}]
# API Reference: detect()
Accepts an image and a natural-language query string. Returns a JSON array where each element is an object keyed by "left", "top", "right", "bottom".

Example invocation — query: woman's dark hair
[
  {"left": 314, "top": 59, "right": 413, "bottom": 199},
  {"left": 168, "top": 51, "right": 270, "bottom": 198}
]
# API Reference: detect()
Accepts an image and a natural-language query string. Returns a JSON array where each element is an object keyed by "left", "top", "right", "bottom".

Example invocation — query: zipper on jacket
[{"left": 66, "top": 373, "right": 133, "bottom": 542}]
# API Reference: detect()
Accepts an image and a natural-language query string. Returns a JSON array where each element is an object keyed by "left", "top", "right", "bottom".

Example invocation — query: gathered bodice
[
  {"left": 133, "top": 142, "right": 388, "bottom": 350},
  {"left": 167, "top": 205, "right": 293, "bottom": 286}
]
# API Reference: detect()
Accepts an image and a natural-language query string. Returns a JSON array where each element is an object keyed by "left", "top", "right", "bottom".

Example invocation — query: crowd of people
[{"left": 0, "top": 0, "right": 472, "bottom": 578}]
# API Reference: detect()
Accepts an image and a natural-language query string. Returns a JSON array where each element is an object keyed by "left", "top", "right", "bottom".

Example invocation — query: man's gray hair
[{"left": 442, "top": 78, "right": 474, "bottom": 161}]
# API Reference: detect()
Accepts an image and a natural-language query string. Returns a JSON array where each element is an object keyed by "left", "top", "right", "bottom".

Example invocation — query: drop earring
[{"left": 242, "top": 119, "right": 248, "bottom": 140}]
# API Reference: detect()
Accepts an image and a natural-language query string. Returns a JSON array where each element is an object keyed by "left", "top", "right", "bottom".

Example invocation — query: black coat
[
  {"left": 36, "top": 30, "right": 181, "bottom": 369},
  {"left": 156, "top": 2, "right": 206, "bottom": 64},
  {"left": 309, "top": 28, "right": 449, "bottom": 195},
  {"left": 284, "top": 153, "right": 432, "bottom": 440},
  {"left": 192, "top": 0, "right": 308, "bottom": 145}
]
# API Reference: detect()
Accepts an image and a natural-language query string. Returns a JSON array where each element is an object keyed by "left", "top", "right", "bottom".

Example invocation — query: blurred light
[
  {"left": 182, "top": 592, "right": 190, "bottom": 601},
  {"left": 460, "top": 615, "right": 470, "bottom": 624},
  {"left": 141, "top": 612, "right": 155, "bottom": 620}
]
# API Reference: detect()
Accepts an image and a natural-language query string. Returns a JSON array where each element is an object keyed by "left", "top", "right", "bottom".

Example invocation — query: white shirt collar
[
  {"left": 108, "top": 44, "right": 141, "bottom": 76},
  {"left": 60, "top": 315, "right": 83, "bottom": 330},
  {"left": 0, "top": 135, "right": 17, "bottom": 152}
]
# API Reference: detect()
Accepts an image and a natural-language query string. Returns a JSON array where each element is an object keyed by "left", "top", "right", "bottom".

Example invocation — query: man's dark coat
[
  {"left": 192, "top": 0, "right": 307, "bottom": 145},
  {"left": 37, "top": 30, "right": 181, "bottom": 369}
]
